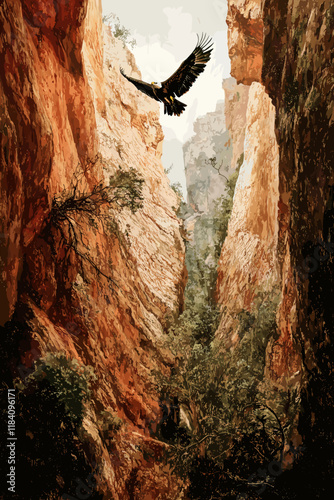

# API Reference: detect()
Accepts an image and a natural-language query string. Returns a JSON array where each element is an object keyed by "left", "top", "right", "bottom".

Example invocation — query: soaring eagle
[{"left": 120, "top": 34, "right": 213, "bottom": 117}]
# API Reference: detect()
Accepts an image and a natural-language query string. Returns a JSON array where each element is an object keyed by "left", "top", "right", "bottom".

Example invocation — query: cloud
[
  {"left": 132, "top": 12, "right": 228, "bottom": 142},
  {"left": 102, "top": 0, "right": 230, "bottom": 191}
]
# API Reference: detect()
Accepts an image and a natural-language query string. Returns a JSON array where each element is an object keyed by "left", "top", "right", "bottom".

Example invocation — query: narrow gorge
[{"left": 0, "top": 1, "right": 333, "bottom": 499}]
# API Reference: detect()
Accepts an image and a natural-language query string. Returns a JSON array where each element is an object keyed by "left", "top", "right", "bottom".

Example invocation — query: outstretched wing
[
  {"left": 161, "top": 34, "right": 213, "bottom": 98},
  {"left": 119, "top": 68, "right": 160, "bottom": 101}
]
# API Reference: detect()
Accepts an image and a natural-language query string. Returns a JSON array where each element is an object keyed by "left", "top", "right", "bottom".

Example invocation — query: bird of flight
[{"left": 120, "top": 34, "right": 213, "bottom": 117}]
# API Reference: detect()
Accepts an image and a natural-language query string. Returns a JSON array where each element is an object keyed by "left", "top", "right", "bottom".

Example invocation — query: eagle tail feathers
[{"left": 164, "top": 99, "right": 186, "bottom": 117}]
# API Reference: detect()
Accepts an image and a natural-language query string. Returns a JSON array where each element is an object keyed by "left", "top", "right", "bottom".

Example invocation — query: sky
[{"left": 101, "top": 0, "right": 230, "bottom": 196}]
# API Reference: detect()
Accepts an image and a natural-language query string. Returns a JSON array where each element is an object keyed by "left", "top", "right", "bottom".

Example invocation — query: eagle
[{"left": 120, "top": 34, "right": 213, "bottom": 117}]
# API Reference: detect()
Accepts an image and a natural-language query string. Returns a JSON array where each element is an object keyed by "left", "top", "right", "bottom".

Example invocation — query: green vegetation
[
  {"left": 5, "top": 347, "right": 103, "bottom": 499},
  {"left": 102, "top": 13, "right": 136, "bottom": 49},
  {"left": 212, "top": 157, "right": 242, "bottom": 262},
  {"left": 156, "top": 285, "right": 302, "bottom": 498},
  {"left": 45, "top": 157, "right": 144, "bottom": 285},
  {"left": 153, "top": 158, "right": 301, "bottom": 497},
  {"left": 170, "top": 181, "right": 184, "bottom": 200},
  {"left": 18, "top": 352, "right": 96, "bottom": 426}
]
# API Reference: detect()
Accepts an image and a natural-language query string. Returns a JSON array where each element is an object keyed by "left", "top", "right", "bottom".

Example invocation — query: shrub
[
  {"left": 44, "top": 157, "right": 144, "bottom": 284},
  {"left": 170, "top": 181, "right": 184, "bottom": 200},
  {"left": 9, "top": 352, "right": 101, "bottom": 499},
  {"left": 23, "top": 352, "right": 96, "bottom": 426},
  {"left": 102, "top": 13, "right": 136, "bottom": 49},
  {"left": 156, "top": 288, "right": 291, "bottom": 496}
]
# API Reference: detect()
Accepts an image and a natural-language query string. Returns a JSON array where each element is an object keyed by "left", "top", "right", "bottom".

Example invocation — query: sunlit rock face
[
  {"left": 216, "top": 0, "right": 284, "bottom": 375},
  {"left": 216, "top": 80, "right": 280, "bottom": 344},
  {"left": 217, "top": 0, "right": 301, "bottom": 384},
  {"left": 226, "top": 0, "right": 264, "bottom": 85},
  {"left": 0, "top": 0, "right": 186, "bottom": 497},
  {"left": 219, "top": 0, "right": 333, "bottom": 387},
  {"left": 223, "top": 77, "right": 249, "bottom": 171}
]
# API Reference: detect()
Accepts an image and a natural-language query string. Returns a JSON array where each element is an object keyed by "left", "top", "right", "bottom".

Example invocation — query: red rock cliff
[
  {"left": 0, "top": 0, "right": 186, "bottom": 498},
  {"left": 217, "top": 0, "right": 334, "bottom": 460}
]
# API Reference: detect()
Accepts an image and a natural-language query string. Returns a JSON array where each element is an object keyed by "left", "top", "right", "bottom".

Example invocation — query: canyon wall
[
  {"left": 217, "top": 0, "right": 334, "bottom": 480},
  {"left": 216, "top": 30, "right": 281, "bottom": 353},
  {"left": 219, "top": 0, "right": 333, "bottom": 379},
  {"left": 0, "top": 0, "right": 185, "bottom": 498}
]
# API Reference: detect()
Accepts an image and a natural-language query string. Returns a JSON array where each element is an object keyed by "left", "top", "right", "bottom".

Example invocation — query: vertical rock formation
[
  {"left": 262, "top": 0, "right": 334, "bottom": 382},
  {"left": 226, "top": 0, "right": 264, "bottom": 85},
  {"left": 0, "top": 0, "right": 186, "bottom": 498},
  {"left": 220, "top": 0, "right": 333, "bottom": 384},
  {"left": 184, "top": 101, "right": 231, "bottom": 215},
  {"left": 216, "top": 77, "right": 280, "bottom": 343},
  {"left": 223, "top": 77, "right": 249, "bottom": 171},
  {"left": 217, "top": 0, "right": 334, "bottom": 491},
  {"left": 216, "top": 25, "right": 281, "bottom": 350},
  {"left": 261, "top": 2, "right": 334, "bottom": 493},
  {"left": 182, "top": 101, "right": 232, "bottom": 302}
]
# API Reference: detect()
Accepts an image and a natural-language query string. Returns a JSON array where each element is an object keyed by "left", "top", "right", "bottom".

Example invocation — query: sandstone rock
[
  {"left": 0, "top": 0, "right": 186, "bottom": 497},
  {"left": 216, "top": 81, "right": 280, "bottom": 342}
]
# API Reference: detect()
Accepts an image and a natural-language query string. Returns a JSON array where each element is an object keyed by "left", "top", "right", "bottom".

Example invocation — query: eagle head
[{"left": 151, "top": 81, "right": 162, "bottom": 88}]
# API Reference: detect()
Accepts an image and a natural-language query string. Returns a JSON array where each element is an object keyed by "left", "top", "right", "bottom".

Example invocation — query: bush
[
  {"left": 6, "top": 352, "right": 102, "bottom": 499},
  {"left": 171, "top": 181, "right": 184, "bottom": 200},
  {"left": 102, "top": 13, "right": 136, "bottom": 49},
  {"left": 44, "top": 158, "right": 144, "bottom": 284},
  {"left": 22, "top": 352, "right": 96, "bottom": 426},
  {"left": 155, "top": 288, "right": 292, "bottom": 497}
]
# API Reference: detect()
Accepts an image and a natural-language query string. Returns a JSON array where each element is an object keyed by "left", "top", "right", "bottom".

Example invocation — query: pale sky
[{"left": 101, "top": 0, "right": 230, "bottom": 196}]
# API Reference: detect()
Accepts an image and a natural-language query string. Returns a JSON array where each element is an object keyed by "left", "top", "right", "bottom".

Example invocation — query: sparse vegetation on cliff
[
  {"left": 102, "top": 12, "right": 136, "bottom": 49},
  {"left": 16, "top": 352, "right": 96, "bottom": 426},
  {"left": 44, "top": 157, "right": 144, "bottom": 285},
  {"left": 212, "top": 155, "right": 242, "bottom": 261}
]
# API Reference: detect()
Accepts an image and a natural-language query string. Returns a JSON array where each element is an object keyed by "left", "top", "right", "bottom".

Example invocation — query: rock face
[
  {"left": 226, "top": 0, "right": 264, "bottom": 85},
  {"left": 223, "top": 78, "right": 249, "bottom": 171},
  {"left": 262, "top": 0, "right": 334, "bottom": 383},
  {"left": 218, "top": 0, "right": 334, "bottom": 479},
  {"left": 216, "top": 78, "right": 280, "bottom": 342},
  {"left": 0, "top": 0, "right": 185, "bottom": 498},
  {"left": 220, "top": 0, "right": 333, "bottom": 380}
]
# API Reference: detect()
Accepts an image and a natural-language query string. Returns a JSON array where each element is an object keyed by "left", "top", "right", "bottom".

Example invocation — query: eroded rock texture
[
  {"left": 0, "top": 0, "right": 186, "bottom": 497},
  {"left": 217, "top": 2, "right": 334, "bottom": 485}
]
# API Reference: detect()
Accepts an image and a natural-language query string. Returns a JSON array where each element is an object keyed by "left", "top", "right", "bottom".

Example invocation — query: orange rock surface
[{"left": 0, "top": 0, "right": 186, "bottom": 497}]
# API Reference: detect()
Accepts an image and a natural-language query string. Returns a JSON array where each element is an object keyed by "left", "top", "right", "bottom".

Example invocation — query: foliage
[
  {"left": 170, "top": 181, "right": 184, "bottom": 200},
  {"left": 164, "top": 164, "right": 173, "bottom": 176},
  {"left": 1, "top": 347, "right": 102, "bottom": 499},
  {"left": 155, "top": 287, "right": 297, "bottom": 497},
  {"left": 102, "top": 13, "right": 136, "bottom": 49},
  {"left": 45, "top": 157, "right": 144, "bottom": 285},
  {"left": 20, "top": 352, "right": 96, "bottom": 426},
  {"left": 212, "top": 158, "right": 241, "bottom": 261}
]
